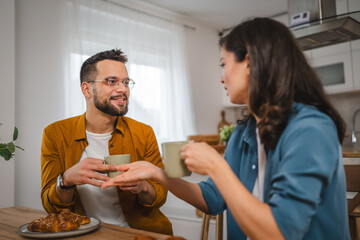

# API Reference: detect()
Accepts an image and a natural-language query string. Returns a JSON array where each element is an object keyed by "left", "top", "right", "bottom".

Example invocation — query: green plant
[
  {"left": 220, "top": 124, "right": 235, "bottom": 143},
  {"left": 0, "top": 123, "right": 24, "bottom": 160}
]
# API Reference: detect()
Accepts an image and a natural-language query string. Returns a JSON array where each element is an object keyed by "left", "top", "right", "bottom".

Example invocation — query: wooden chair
[
  {"left": 187, "top": 134, "right": 224, "bottom": 240},
  {"left": 199, "top": 211, "right": 224, "bottom": 240},
  {"left": 344, "top": 164, "right": 360, "bottom": 240}
]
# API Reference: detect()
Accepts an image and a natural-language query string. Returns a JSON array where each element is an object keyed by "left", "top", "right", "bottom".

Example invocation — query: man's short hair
[{"left": 80, "top": 49, "right": 128, "bottom": 84}]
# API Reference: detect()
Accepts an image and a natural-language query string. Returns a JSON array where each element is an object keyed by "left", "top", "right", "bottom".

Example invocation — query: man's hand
[
  {"left": 101, "top": 161, "right": 163, "bottom": 204},
  {"left": 63, "top": 157, "right": 117, "bottom": 187}
]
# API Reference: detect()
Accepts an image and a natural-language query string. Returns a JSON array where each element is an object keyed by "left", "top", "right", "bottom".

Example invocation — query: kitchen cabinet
[
  {"left": 304, "top": 42, "right": 356, "bottom": 94},
  {"left": 349, "top": 0, "right": 360, "bottom": 12},
  {"left": 336, "top": 0, "right": 348, "bottom": 15},
  {"left": 351, "top": 39, "right": 360, "bottom": 90},
  {"left": 337, "top": 0, "right": 360, "bottom": 15}
]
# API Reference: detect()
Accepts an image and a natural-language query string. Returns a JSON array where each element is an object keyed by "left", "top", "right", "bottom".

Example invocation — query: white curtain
[{"left": 65, "top": 0, "right": 195, "bottom": 145}]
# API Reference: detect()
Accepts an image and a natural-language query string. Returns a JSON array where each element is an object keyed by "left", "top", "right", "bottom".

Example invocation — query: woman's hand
[
  {"left": 180, "top": 142, "right": 225, "bottom": 176},
  {"left": 101, "top": 161, "right": 166, "bottom": 189}
]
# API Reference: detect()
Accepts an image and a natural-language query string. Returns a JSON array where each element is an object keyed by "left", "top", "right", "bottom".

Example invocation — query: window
[{"left": 65, "top": 0, "right": 195, "bottom": 145}]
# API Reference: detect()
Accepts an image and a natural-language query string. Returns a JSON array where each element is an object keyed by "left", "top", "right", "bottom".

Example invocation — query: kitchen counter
[
  {"left": 343, "top": 150, "right": 360, "bottom": 158},
  {"left": 342, "top": 145, "right": 360, "bottom": 158}
]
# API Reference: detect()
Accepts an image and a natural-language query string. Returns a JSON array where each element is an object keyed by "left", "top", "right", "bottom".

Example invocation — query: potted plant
[
  {"left": 219, "top": 124, "right": 235, "bottom": 145},
  {"left": 0, "top": 123, "right": 24, "bottom": 160}
]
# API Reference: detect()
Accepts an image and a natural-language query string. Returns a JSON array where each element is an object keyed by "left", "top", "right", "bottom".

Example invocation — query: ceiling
[{"left": 139, "top": 0, "right": 288, "bottom": 31}]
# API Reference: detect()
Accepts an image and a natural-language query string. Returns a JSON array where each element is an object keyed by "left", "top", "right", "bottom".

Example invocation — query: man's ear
[{"left": 81, "top": 82, "right": 92, "bottom": 98}]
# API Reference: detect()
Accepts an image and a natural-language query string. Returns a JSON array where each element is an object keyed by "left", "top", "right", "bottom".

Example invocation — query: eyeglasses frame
[{"left": 87, "top": 77, "right": 135, "bottom": 90}]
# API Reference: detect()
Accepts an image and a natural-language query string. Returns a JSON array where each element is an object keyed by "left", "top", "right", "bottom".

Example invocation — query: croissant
[{"left": 27, "top": 209, "right": 90, "bottom": 233}]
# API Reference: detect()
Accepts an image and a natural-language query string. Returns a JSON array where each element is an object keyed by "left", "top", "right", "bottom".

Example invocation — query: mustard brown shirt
[{"left": 41, "top": 113, "right": 172, "bottom": 235}]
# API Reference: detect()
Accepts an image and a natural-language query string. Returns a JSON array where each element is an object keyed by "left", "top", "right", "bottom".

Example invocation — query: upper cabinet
[
  {"left": 336, "top": 0, "right": 348, "bottom": 14},
  {"left": 349, "top": 0, "right": 360, "bottom": 12},
  {"left": 337, "top": 0, "right": 360, "bottom": 14},
  {"left": 351, "top": 39, "right": 360, "bottom": 90},
  {"left": 304, "top": 41, "right": 360, "bottom": 94}
]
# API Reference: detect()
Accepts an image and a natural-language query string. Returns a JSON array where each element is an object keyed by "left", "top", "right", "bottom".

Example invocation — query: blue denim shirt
[{"left": 199, "top": 102, "right": 350, "bottom": 240}]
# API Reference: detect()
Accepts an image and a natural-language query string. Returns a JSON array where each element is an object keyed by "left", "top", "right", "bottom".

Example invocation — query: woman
[{"left": 102, "top": 18, "right": 350, "bottom": 240}]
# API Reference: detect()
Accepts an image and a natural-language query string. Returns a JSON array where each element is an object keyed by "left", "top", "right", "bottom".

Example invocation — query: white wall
[
  {"left": 0, "top": 0, "right": 15, "bottom": 208},
  {"left": 185, "top": 27, "right": 224, "bottom": 134},
  {"left": 15, "top": 0, "right": 68, "bottom": 209}
]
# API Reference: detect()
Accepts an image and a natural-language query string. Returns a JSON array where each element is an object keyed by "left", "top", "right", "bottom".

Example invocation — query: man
[{"left": 40, "top": 49, "right": 172, "bottom": 235}]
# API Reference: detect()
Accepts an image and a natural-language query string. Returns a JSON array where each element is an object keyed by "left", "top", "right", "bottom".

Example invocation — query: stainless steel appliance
[{"left": 288, "top": 0, "right": 360, "bottom": 50}]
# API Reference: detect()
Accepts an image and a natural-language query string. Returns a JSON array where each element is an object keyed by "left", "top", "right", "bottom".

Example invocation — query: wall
[
  {"left": 0, "top": 0, "right": 15, "bottom": 208},
  {"left": 15, "top": 0, "right": 67, "bottom": 209},
  {"left": 185, "top": 27, "right": 224, "bottom": 134}
]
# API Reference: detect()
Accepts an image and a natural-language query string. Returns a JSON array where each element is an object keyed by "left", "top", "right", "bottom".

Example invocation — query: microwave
[{"left": 304, "top": 42, "right": 354, "bottom": 94}]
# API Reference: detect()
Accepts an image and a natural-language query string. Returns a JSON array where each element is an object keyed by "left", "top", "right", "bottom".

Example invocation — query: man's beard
[{"left": 93, "top": 90, "right": 129, "bottom": 116}]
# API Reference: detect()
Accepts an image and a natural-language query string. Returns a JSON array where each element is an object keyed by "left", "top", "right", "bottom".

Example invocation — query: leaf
[
  {"left": 0, "top": 149, "right": 12, "bottom": 160},
  {"left": 7, "top": 142, "right": 15, "bottom": 153},
  {"left": 16, "top": 145, "right": 25, "bottom": 151},
  {"left": 13, "top": 127, "right": 18, "bottom": 141},
  {"left": 220, "top": 124, "right": 235, "bottom": 142}
]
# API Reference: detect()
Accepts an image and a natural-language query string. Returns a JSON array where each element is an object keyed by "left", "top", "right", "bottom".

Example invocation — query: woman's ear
[
  {"left": 245, "top": 54, "right": 250, "bottom": 75},
  {"left": 81, "top": 82, "right": 92, "bottom": 98}
]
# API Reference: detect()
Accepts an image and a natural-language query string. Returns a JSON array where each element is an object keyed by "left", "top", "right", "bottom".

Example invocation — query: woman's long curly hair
[{"left": 220, "top": 18, "right": 345, "bottom": 149}]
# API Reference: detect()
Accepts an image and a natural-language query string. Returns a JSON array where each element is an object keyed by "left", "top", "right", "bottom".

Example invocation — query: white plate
[{"left": 17, "top": 217, "right": 100, "bottom": 239}]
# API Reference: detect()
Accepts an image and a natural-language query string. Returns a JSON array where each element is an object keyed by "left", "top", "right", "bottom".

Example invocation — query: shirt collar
[
  {"left": 242, "top": 102, "right": 301, "bottom": 150},
  {"left": 243, "top": 116, "right": 257, "bottom": 148},
  {"left": 74, "top": 113, "right": 87, "bottom": 140}
]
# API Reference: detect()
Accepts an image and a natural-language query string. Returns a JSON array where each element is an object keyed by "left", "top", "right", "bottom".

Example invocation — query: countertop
[
  {"left": 342, "top": 144, "right": 360, "bottom": 158},
  {"left": 343, "top": 151, "right": 360, "bottom": 158}
]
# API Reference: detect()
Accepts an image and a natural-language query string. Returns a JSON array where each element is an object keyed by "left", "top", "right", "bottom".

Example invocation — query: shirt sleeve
[
  {"left": 140, "top": 125, "right": 168, "bottom": 208},
  {"left": 198, "top": 177, "right": 227, "bottom": 215},
  {"left": 41, "top": 125, "right": 76, "bottom": 213},
  {"left": 267, "top": 116, "right": 340, "bottom": 240}
]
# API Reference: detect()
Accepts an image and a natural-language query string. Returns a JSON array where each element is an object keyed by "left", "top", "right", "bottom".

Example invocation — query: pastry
[{"left": 27, "top": 209, "right": 90, "bottom": 232}]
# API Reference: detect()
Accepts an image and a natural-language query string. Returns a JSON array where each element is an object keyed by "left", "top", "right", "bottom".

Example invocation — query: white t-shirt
[
  {"left": 247, "top": 129, "right": 267, "bottom": 240},
  {"left": 252, "top": 128, "right": 267, "bottom": 202},
  {"left": 76, "top": 130, "right": 129, "bottom": 227}
]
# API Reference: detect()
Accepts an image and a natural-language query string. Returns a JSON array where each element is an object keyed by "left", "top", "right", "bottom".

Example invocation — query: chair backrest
[
  {"left": 344, "top": 164, "right": 360, "bottom": 215},
  {"left": 344, "top": 164, "right": 360, "bottom": 239},
  {"left": 344, "top": 165, "right": 360, "bottom": 192}
]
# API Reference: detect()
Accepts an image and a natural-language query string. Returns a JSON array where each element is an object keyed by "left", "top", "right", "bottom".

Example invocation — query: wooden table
[{"left": 0, "top": 206, "right": 170, "bottom": 239}]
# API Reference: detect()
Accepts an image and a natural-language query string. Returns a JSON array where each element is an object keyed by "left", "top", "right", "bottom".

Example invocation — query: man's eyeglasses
[{"left": 87, "top": 77, "right": 135, "bottom": 90}]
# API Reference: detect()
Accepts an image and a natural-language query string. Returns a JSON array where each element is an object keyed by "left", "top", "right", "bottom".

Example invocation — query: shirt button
[
  {"left": 252, "top": 165, "right": 256, "bottom": 170},
  {"left": 110, "top": 144, "right": 114, "bottom": 148}
]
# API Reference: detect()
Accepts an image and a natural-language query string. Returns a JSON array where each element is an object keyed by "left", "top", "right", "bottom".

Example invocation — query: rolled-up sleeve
[{"left": 198, "top": 178, "right": 226, "bottom": 215}]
